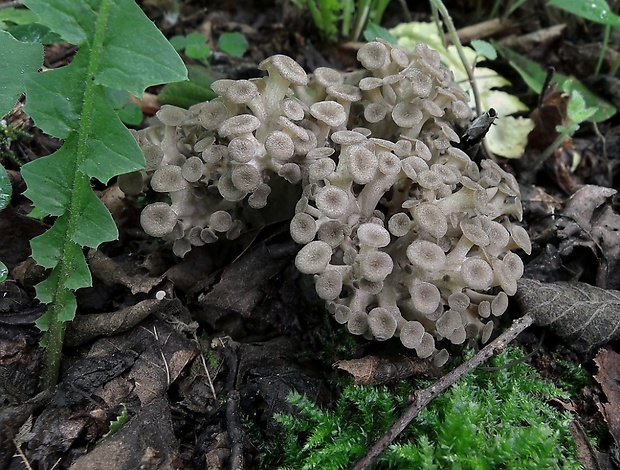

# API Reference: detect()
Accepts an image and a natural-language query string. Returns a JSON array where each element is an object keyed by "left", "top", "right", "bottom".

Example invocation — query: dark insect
[{"left": 460, "top": 108, "right": 497, "bottom": 150}]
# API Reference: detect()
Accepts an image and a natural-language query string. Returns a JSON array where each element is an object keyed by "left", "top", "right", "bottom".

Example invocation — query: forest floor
[{"left": 1, "top": 0, "right": 620, "bottom": 468}]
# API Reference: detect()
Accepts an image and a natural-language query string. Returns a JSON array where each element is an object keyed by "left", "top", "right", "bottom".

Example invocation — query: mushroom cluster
[{"left": 125, "top": 39, "right": 530, "bottom": 365}]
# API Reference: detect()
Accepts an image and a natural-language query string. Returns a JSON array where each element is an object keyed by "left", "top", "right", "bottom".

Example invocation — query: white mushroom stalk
[{"left": 127, "top": 39, "right": 530, "bottom": 365}]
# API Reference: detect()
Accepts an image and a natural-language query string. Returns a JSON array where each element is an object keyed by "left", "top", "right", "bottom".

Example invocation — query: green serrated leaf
[
  {"left": 0, "top": 164, "right": 11, "bottom": 211},
  {"left": 81, "top": 89, "right": 145, "bottom": 182},
  {"left": 0, "top": 30, "right": 43, "bottom": 118},
  {"left": 24, "top": 52, "right": 87, "bottom": 138},
  {"left": 70, "top": 180, "right": 118, "bottom": 247},
  {"left": 218, "top": 32, "right": 248, "bottom": 57},
  {"left": 0, "top": 261, "right": 7, "bottom": 282},
  {"left": 158, "top": 64, "right": 221, "bottom": 108},
  {"left": 22, "top": 139, "right": 78, "bottom": 216},
  {"left": 0, "top": 7, "right": 39, "bottom": 26},
  {"left": 547, "top": 0, "right": 620, "bottom": 28},
  {"left": 25, "top": 0, "right": 187, "bottom": 97},
  {"left": 471, "top": 39, "right": 497, "bottom": 60},
  {"left": 117, "top": 102, "right": 143, "bottom": 126},
  {"left": 6, "top": 23, "right": 63, "bottom": 44},
  {"left": 30, "top": 214, "right": 70, "bottom": 268}
]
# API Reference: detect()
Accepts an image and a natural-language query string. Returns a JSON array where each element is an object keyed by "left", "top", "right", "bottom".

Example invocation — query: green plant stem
[
  {"left": 41, "top": 0, "right": 112, "bottom": 389},
  {"left": 351, "top": 0, "right": 372, "bottom": 42},
  {"left": 429, "top": 0, "right": 483, "bottom": 115}
]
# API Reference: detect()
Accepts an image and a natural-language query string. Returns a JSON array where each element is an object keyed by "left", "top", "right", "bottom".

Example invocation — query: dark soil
[{"left": 1, "top": 1, "right": 620, "bottom": 468}]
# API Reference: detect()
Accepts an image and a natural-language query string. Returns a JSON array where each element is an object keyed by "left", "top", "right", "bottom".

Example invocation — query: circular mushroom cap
[
  {"left": 225, "top": 79, "right": 259, "bottom": 104},
  {"left": 218, "top": 114, "right": 261, "bottom": 138},
  {"left": 460, "top": 219, "right": 490, "bottom": 247},
  {"left": 217, "top": 173, "right": 248, "bottom": 201},
  {"left": 140, "top": 202, "right": 178, "bottom": 237},
  {"left": 407, "top": 69, "right": 433, "bottom": 98},
  {"left": 360, "top": 251, "right": 393, "bottom": 283},
  {"left": 413, "top": 202, "right": 447, "bottom": 239},
  {"left": 211, "top": 79, "right": 235, "bottom": 96},
  {"left": 388, "top": 213, "right": 411, "bottom": 237},
  {"left": 259, "top": 54, "right": 308, "bottom": 86},
  {"left": 364, "top": 102, "right": 389, "bottom": 123},
  {"left": 357, "top": 223, "right": 390, "bottom": 248},
  {"left": 157, "top": 105, "right": 191, "bottom": 126},
  {"left": 265, "top": 131, "right": 294, "bottom": 162},
  {"left": 209, "top": 210, "right": 233, "bottom": 233},
  {"left": 231, "top": 164, "right": 262, "bottom": 192},
  {"left": 317, "top": 220, "right": 346, "bottom": 248},
  {"left": 436, "top": 309, "right": 462, "bottom": 339},
  {"left": 347, "top": 310, "right": 369, "bottom": 335},
  {"left": 141, "top": 142, "right": 164, "bottom": 169},
  {"left": 491, "top": 291, "right": 509, "bottom": 317},
  {"left": 433, "top": 349, "right": 450, "bottom": 367},
  {"left": 368, "top": 307, "right": 397, "bottom": 341},
  {"left": 400, "top": 321, "right": 425, "bottom": 349},
  {"left": 313, "top": 67, "right": 344, "bottom": 88},
  {"left": 248, "top": 182, "right": 272, "bottom": 209},
  {"left": 331, "top": 130, "right": 366, "bottom": 145},
  {"left": 392, "top": 102, "right": 423, "bottom": 128},
  {"left": 282, "top": 98, "right": 305, "bottom": 121},
  {"left": 357, "top": 41, "right": 390, "bottom": 70},
  {"left": 315, "top": 186, "right": 349, "bottom": 219},
  {"left": 347, "top": 145, "right": 378, "bottom": 184},
  {"left": 378, "top": 152, "right": 401, "bottom": 176},
  {"left": 228, "top": 137, "right": 260, "bottom": 163},
  {"left": 308, "top": 158, "right": 336, "bottom": 182},
  {"left": 509, "top": 224, "right": 532, "bottom": 255},
  {"left": 416, "top": 332, "right": 435, "bottom": 358},
  {"left": 118, "top": 171, "right": 144, "bottom": 196},
  {"left": 290, "top": 212, "right": 317, "bottom": 244},
  {"left": 327, "top": 83, "right": 362, "bottom": 103},
  {"left": 198, "top": 100, "right": 229, "bottom": 130},
  {"left": 502, "top": 252, "right": 524, "bottom": 280},
  {"left": 461, "top": 257, "right": 493, "bottom": 290},
  {"left": 422, "top": 98, "right": 444, "bottom": 117},
  {"left": 278, "top": 162, "right": 302, "bottom": 184},
  {"left": 448, "top": 292, "right": 470, "bottom": 312},
  {"left": 310, "top": 101, "right": 347, "bottom": 127},
  {"left": 295, "top": 240, "right": 332, "bottom": 274},
  {"left": 151, "top": 165, "right": 189, "bottom": 192},
  {"left": 410, "top": 281, "right": 441, "bottom": 315},
  {"left": 315, "top": 270, "right": 343, "bottom": 301},
  {"left": 181, "top": 157, "right": 204, "bottom": 183},
  {"left": 416, "top": 170, "right": 444, "bottom": 191},
  {"left": 406, "top": 239, "right": 446, "bottom": 272}
]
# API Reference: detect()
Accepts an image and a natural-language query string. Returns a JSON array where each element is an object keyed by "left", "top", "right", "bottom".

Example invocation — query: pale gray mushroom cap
[
  {"left": 259, "top": 54, "right": 308, "bottom": 86},
  {"left": 360, "top": 251, "right": 393, "bottom": 283},
  {"left": 290, "top": 212, "right": 317, "bottom": 244},
  {"left": 368, "top": 307, "right": 397, "bottom": 341},
  {"left": 151, "top": 165, "right": 189, "bottom": 192},
  {"left": 310, "top": 101, "right": 347, "bottom": 128},
  {"left": 209, "top": 211, "right": 233, "bottom": 232},
  {"left": 218, "top": 114, "right": 261, "bottom": 138},
  {"left": 315, "top": 270, "right": 343, "bottom": 301},
  {"left": 315, "top": 186, "right": 349, "bottom": 218},
  {"left": 357, "top": 41, "right": 390, "bottom": 70},
  {"left": 400, "top": 321, "right": 425, "bottom": 349},
  {"left": 406, "top": 240, "right": 446, "bottom": 272},
  {"left": 461, "top": 258, "right": 494, "bottom": 290},
  {"left": 295, "top": 240, "right": 332, "bottom": 274},
  {"left": 357, "top": 223, "right": 390, "bottom": 248},
  {"left": 140, "top": 202, "right": 178, "bottom": 237},
  {"left": 157, "top": 105, "right": 191, "bottom": 126}
]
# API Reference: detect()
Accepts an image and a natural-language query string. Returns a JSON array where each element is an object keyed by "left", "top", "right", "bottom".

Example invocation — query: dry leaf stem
[{"left": 352, "top": 313, "right": 534, "bottom": 470}]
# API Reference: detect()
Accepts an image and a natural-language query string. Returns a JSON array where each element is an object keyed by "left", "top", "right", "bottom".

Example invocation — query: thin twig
[{"left": 352, "top": 313, "right": 534, "bottom": 470}]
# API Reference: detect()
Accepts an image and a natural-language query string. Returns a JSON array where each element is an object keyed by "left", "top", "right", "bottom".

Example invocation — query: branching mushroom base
[{"left": 124, "top": 40, "right": 531, "bottom": 366}]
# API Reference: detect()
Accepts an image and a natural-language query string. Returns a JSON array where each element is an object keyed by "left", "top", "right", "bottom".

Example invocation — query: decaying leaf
[
  {"left": 516, "top": 278, "right": 620, "bottom": 351},
  {"left": 594, "top": 349, "right": 620, "bottom": 448},
  {"left": 334, "top": 354, "right": 433, "bottom": 385}
]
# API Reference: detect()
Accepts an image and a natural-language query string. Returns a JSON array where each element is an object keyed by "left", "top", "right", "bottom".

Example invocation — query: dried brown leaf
[
  {"left": 334, "top": 354, "right": 432, "bottom": 385},
  {"left": 594, "top": 349, "right": 620, "bottom": 447},
  {"left": 516, "top": 278, "right": 620, "bottom": 351}
]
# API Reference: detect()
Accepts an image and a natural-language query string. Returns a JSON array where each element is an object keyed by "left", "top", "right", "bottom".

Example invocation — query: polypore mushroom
[{"left": 140, "top": 202, "right": 178, "bottom": 237}]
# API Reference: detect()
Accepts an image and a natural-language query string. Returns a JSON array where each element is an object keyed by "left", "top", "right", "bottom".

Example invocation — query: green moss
[{"left": 260, "top": 346, "right": 581, "bottom": 469}]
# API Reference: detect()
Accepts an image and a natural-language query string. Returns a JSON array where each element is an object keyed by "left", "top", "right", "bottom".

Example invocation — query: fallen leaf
[
  {"left": 594, "top": 349, "right": 620, "bottom": 448},
  {"left": 334, "top": 354, "right": 433, "bottom": 385},
  {"left": 516, "top": 278, "right": 620, "bottom": 351}
]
